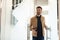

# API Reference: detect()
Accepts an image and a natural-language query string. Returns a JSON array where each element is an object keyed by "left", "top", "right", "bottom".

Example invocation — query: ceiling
[{"left": 34, "top": 0, "right": 48, "bottom": 6}]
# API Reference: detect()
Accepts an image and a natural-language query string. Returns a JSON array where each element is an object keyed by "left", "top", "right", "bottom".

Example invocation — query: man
[{"left": 30, "top": 6, "right": 47, "bottom": 40}]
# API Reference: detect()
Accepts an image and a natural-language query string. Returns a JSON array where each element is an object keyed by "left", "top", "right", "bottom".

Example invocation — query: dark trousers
[{"left": 33, "top": 36, "right": 44, "bottom": 40}]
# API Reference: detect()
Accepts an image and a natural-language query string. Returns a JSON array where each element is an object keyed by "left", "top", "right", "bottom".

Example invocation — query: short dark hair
[{"left": 36, "top": 6, "right": 42, "bottom": 9}]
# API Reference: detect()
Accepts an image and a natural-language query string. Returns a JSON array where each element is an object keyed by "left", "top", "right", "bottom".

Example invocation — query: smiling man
[{"left": 30, "top": 6, "right": 47, "bottom": 40}]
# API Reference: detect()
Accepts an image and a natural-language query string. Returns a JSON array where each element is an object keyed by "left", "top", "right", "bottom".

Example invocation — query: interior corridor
[{"left": 1, "top": 0, "right": 59, "bottom": 40}]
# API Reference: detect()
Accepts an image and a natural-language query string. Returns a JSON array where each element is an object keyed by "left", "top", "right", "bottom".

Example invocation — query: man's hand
[
  {"left": 46, "top": 27, "right": 51, "bottom": 31},
  {"left": 32, "top": 29, "right": 37, "bottom": 34}
]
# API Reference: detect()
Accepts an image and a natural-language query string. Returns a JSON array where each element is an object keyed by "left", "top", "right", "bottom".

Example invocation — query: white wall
[
  {"left": 0, "top": 0, "right": 1, "bottom": 39},
  {"left": 1, "top": 0, "right": 12, "bottom": 40},
  {"left": 1, "top": 0, "right": 6, "bottom": 40}
]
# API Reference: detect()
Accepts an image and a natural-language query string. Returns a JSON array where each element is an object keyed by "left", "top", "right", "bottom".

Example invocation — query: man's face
[{"left": 36, "top": 8, "right": 42, "bottom": 15}]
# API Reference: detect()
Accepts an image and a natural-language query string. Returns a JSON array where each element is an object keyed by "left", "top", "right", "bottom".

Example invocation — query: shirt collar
[
  {"left": 36, "top": 14, "right": 41, "bottom": 17},
  {"left": 36, "top": 15, "right": 41, "bottom": 18}
]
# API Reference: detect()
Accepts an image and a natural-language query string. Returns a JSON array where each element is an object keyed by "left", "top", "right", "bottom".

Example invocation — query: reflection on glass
[
  {"left": 11, "top": 0, "right": 23, "bottom": 26},
  {"left": 12, "top": 0, "right": 23, "bottom": 10},
  {"left": 11, "top": 15, "right": 18, "bottom": 26}
]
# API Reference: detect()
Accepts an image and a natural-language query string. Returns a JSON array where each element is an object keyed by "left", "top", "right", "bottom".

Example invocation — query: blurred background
[{"left": 0, "top": 0, "right": 60, "bottom": 40}]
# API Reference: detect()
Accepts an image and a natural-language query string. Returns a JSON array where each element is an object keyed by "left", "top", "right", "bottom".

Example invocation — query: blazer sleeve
[
  {"left": 30, "top": 18, "right": 32, "bottom": 31},
  {"left": 44, "top": 17, "right": 47, "bottom": 29}
]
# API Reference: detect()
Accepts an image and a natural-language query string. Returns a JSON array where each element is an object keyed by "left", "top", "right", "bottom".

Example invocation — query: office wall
[
  {"left": 0, "top": 0, "right": 1, "bottom": 40},
  {"left": 1, "top": 0, "right": 12, "bottom": 40},
  {"left": 0, "top": 0, "right": 1, "bottom": 28}
]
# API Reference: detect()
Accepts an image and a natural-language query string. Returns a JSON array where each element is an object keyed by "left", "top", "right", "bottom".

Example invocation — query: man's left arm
[
  {"left": 43, "top": 17, "right": 47, "bottom": 30},
  {"left": 44, "top": 17, "right": 50, "bottom": 30}
]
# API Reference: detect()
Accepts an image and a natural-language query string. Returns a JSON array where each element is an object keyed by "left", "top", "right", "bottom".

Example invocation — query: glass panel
[
  {"left": 11, "top": 0, "right": 23, "bottom": 26},
  {"left": 11, "top": 0, "right": 34, "bottom": 40},
  {"left": 12, "top": 0, "right": 23, "bottom": 10}
]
